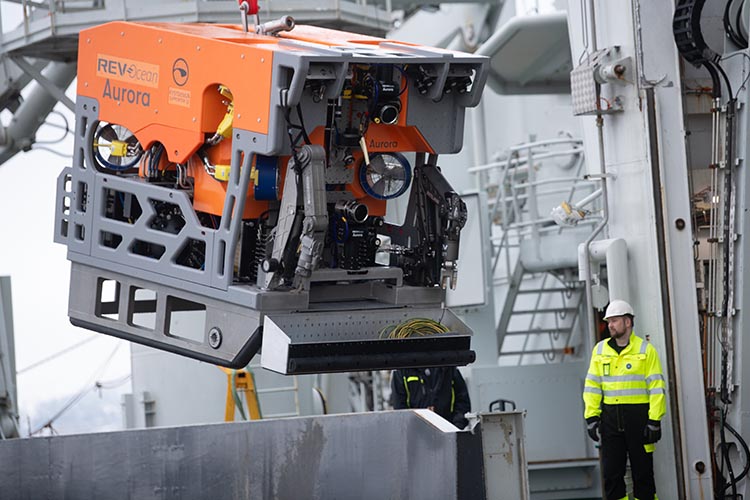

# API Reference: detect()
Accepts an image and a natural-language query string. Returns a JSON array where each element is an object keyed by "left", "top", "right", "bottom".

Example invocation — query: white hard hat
[{"left": 603, "top": 299, "right": 634, "bottom": 321}]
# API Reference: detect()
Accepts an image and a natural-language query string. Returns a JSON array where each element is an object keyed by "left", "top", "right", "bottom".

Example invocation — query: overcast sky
[{"left": 0, "top": 3, "right": 131, "bottom": 437}]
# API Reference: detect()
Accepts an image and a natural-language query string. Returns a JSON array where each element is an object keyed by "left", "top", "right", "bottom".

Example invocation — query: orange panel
[
  {"left": 78, "top": 22, "right": 276, "bottom": 164},
  {"left": 192, "top": 141, "right": 269, "bottom": 219},
  {"left": 78, "top": 22, "right": 442, "bottom": 221}
]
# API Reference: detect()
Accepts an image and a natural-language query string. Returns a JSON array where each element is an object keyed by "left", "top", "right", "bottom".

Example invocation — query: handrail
[
  {"left": 467, "top": 147, "right": 584, "bottom": 174},
  {"left": 470, "top": 136, "right": 594, "bottom": 286}
]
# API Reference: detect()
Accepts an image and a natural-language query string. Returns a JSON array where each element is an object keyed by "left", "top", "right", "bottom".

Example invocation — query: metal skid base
[
  {"left": 69, "top": 261, "right": 475, "bottom": 372},
  {"left": 0, "top": 411, "right": 528, "bottom": 500}
]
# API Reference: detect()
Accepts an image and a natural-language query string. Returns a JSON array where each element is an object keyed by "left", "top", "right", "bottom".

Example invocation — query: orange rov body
[
  {"left": 76, "top": 21, "right": 456, "bottom": 218},
  {"left": 58, "top": 18, "right": 488, "bottom": 372}
]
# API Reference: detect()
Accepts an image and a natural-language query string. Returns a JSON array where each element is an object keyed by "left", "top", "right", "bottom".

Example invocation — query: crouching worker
[{"left": 391, "top": 367, "right": 471, "bottom": 429}]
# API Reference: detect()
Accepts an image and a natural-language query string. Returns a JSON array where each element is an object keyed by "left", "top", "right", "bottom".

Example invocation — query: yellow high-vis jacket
[{"left": 583, "top": 332, "right": 667, "bottom": 422}]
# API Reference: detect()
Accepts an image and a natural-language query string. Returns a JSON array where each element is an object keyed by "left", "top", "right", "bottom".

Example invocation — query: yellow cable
[{"left": 379, "top": 318, "right": 449, "bottom": 339}]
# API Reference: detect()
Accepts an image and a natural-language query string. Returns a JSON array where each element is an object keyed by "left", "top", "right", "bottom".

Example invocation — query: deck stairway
[
  {"left": 469, "top": 137, "right": 598, "bottom": 363},
  {"left": 497, "top": 259, "right": 584, "bottom": 361}
]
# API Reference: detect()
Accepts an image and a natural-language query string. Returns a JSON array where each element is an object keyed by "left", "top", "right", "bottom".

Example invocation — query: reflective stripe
[
  {"left": 597, "top": 341, "right": 605, "bottom": 355},
  {"left": 402, "top": 377, "right": 412, "bottom": 407},
  {"left": 602, "top": 374, "right": 645, "bottom": 383},
  {"left": 406, "top": 376, "right": 420, "bottom": 383},
  {"left": 639, "top": 340, "right": 648, "bottom": 355},
  {"left": 586, "top": 374, "right": 602, "bottom": 384},
  {"left": 648, "top": 387, "right": 666, "bottom": 395},
  {"left": 451, "top": 380, "right": 456, "bottom": 413},
  {"left": 646, "top": 374, "right": 665, "bottom": 384},
  {"left": 605, "top": 388, "right": 648, "bottom": 397},
  {"left": 584, "top": 387, "right": 602, "bottom": 395}
]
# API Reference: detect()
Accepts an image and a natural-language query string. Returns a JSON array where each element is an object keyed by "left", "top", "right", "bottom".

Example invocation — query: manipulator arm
[
  {"left": 441, "top": 191, "right": 467, "bottom": 289},
  {"left": 261, "top": 145, "right": 328, "bottom": 290},
  {"left": 383, "top": 154, "right": 467, "bottom": 289}
]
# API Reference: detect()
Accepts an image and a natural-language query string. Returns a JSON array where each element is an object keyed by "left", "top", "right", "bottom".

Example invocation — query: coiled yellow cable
[{"left": 378, "top": 318, "right": 450, "bottom": 339}]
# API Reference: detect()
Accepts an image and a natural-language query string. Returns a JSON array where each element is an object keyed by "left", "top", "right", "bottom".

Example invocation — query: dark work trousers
[{"left": 600, "top": 403, "right": 655, "bottom": 500}]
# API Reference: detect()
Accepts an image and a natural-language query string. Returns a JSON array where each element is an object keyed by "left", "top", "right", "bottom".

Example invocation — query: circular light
[
  {"left": 92, "top": 122, "right": 142, "bottom": 171},
  {"left": 359, "top": 152, "right": 411, "bottom": 200},
  {"left": 378, "top": 104, "right": 400, "bottom": 125}
]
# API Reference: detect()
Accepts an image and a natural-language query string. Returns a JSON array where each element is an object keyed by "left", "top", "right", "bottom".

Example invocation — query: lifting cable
[
  {"left": 16, "top": 336, "right": 99, "bottom": 375},
  {"left": 30, "top": 344, "right": 123, "bottom": 436}
]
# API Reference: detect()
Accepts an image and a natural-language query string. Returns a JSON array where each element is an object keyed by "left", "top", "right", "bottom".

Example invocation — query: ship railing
[{"left": 469, "top": 136, "right": 601, "bottom": 282}]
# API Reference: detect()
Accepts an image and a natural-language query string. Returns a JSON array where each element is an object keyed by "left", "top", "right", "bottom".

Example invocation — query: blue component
[
  {"left": 358, "top": 152, "right": 412, "bottom": 200},
  {"left": 254, "top": 155, "right": 279, "bottom": 201}
]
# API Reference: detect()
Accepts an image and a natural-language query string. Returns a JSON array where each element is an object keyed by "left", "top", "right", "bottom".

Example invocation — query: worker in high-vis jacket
[
  {"left": 391, "top": 367, "right": 471, "bottom": 429},
  {"left": 583, "top": 299, "right": 667, "bottom": 500}
]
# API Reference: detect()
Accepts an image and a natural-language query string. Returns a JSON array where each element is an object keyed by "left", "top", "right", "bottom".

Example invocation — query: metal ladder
[
  {"left": 232, "top": 362, "right": 301, "bottom": 419},
  {"left": 496, "top": 260, "right": 584, "bottom": 362}
]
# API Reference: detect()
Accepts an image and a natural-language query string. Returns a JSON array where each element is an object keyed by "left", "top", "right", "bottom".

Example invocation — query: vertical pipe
[
  {"left": 588, "top": 0, "right": 598, "bottom": 53},
  {"left": 582, "top": 115, "right": 609, "bottom": 347}
]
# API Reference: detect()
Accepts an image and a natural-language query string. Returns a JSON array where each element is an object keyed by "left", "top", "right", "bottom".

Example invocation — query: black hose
[
  {"left": 725, "top": 418, "right": 750, "bottom": 486},
  {"left": 704, "top": 62, "right": 723, "bottom": 99},
  {"left": 724, "top": 0, "right": 748, "bottom": 47},
  {"left": 295, "top": 104, "right": 311, "bottom": 145},
  {"left": 720, "top": 409, "right": 738, "bottom": 498},
  {"left": 711, "top": 61, "right": 735, "bottom": 100},
  {"left": 736, "top": 0, "right": 749, "bottom": 46}
]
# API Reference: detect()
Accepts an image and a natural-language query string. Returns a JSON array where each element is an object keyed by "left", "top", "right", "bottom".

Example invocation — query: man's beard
[{"left": 610, "top": 328, "right": 627, "bottom": 340}]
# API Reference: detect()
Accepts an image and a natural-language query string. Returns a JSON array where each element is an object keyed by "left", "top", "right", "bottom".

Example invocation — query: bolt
[
  {"left": 614, "top": 64, "right": 625, "bottom": 77},
  {"left": 208, "top": 327, "right": 222, "bottom": 349}
]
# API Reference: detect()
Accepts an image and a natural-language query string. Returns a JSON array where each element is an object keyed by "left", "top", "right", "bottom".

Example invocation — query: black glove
[
  {"left": 453, "top": 414, "right": 469, "bottom": 430},
  {"left": 643, "top": 420, "right": 661, "bottom": 444},
  {"left": 586, "top": 416, "right": 600, "bottom": 442}
]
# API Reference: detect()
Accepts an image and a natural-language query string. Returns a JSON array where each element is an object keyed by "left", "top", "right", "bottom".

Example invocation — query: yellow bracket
[
  {"left": 93, "top": 140, "right": 129, "bottom": 157},
  {"left": 218, "top": 85, "right": 234, "bottom": 101},
  {"left": 216, "top": 103, "right": 235, "bottom": 139},
  {"left": 214, "top": 85, "right": 235, "bottom": 139},
  {"left": 214, "top": 164, "right": 231, "bottom": 181},
  {"left": 220, "top": 367, "right": 261, "bottom": 421}
]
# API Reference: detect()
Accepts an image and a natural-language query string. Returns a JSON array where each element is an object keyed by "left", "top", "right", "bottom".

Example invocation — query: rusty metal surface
[{"left": 477, "top": 411, "right": 529, "bottom": 499}]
